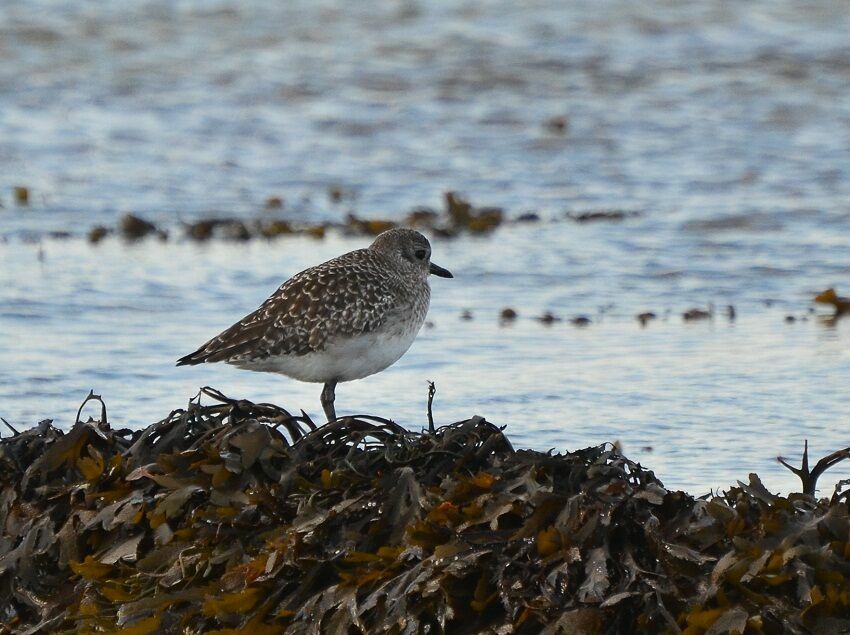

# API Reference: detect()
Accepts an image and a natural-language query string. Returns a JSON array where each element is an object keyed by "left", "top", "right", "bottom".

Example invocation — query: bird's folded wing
[{"left": 181, "top": 252, "right": 398, "bottom": 364}]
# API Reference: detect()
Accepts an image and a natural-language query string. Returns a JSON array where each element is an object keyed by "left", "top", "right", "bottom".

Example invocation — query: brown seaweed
[{"left": 1, "top": 389, "right": 849, "bottom": 634}]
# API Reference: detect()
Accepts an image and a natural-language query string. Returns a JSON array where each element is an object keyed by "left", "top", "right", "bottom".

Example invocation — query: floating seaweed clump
[
  {"left": 815, "top": 288, "right": 850, "bottom": 316},
  {"left": 1, "top": 389, "right": 850, "bottom": 634}
]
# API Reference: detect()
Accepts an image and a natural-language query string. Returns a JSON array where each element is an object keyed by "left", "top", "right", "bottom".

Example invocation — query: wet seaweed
[
  {"left": 815, "top": 288, "right": 850, "bottom": 317},
  {"left": 1, "top": 389, "right": 849, "bottom": 634}
]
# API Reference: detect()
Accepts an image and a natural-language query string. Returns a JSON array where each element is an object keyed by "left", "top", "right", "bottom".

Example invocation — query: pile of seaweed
[{"left": 1, "top": 390, "right": 849, "bottom": 634}]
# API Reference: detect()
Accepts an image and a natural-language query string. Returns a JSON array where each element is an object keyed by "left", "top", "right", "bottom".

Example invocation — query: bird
[{"left": 176, "top": 228, "right": 453, "bottom": 421}]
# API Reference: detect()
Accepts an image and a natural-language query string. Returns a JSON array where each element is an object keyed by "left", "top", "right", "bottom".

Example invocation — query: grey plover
[{"left": 177, "top": 228, "right": 452, "bottom": 421}]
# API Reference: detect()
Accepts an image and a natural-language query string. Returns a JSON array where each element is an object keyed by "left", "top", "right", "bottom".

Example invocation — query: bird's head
[{"left": 369, "top": 228, "right": 453, "bottom": 279}]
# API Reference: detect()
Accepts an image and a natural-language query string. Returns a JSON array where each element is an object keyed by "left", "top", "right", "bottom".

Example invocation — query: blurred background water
[{"left": 1, "top": 0, "right": 849, "bottom": 493}]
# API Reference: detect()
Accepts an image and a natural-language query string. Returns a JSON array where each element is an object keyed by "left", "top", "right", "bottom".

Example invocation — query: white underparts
[{"left": 230, "top": 326, "right": 421, "bottom": 383}]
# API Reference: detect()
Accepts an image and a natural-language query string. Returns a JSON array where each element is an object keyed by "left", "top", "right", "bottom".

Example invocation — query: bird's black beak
[{"left": 429, "top": 262, "right": 453, "bottom": 278}]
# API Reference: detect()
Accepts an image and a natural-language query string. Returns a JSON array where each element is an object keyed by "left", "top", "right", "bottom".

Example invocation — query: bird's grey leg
[{"left": 321, "top": 381, "right": 337, "bottom": 422}]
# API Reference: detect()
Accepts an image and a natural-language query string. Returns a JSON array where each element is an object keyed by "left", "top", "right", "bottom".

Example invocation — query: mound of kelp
[{"left": 1, "top": 390, "right": 849, "bottom": 634}]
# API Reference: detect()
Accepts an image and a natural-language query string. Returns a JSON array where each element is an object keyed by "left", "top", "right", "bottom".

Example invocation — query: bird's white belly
[{"left": 232, "top": 328, "right": 420, "bottom": 383}]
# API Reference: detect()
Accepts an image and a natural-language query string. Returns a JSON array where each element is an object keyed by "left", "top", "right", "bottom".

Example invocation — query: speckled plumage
[{"left": 177, "top": 228, "right": 452, "bottom": 419}]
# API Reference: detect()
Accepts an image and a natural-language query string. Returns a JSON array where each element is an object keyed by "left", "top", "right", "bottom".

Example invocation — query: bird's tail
[{"left": 176, "top": 348, "right": 207, "bottom": 366}]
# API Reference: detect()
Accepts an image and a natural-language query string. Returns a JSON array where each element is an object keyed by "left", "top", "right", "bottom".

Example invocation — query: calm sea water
[{"left": 1, "top": 1, "right": 849, "bottom": 493}]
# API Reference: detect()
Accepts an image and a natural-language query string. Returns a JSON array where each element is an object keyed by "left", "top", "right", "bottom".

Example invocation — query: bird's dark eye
[{"left": 414, "top": 249, "right": 427, "bottom": 260}]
